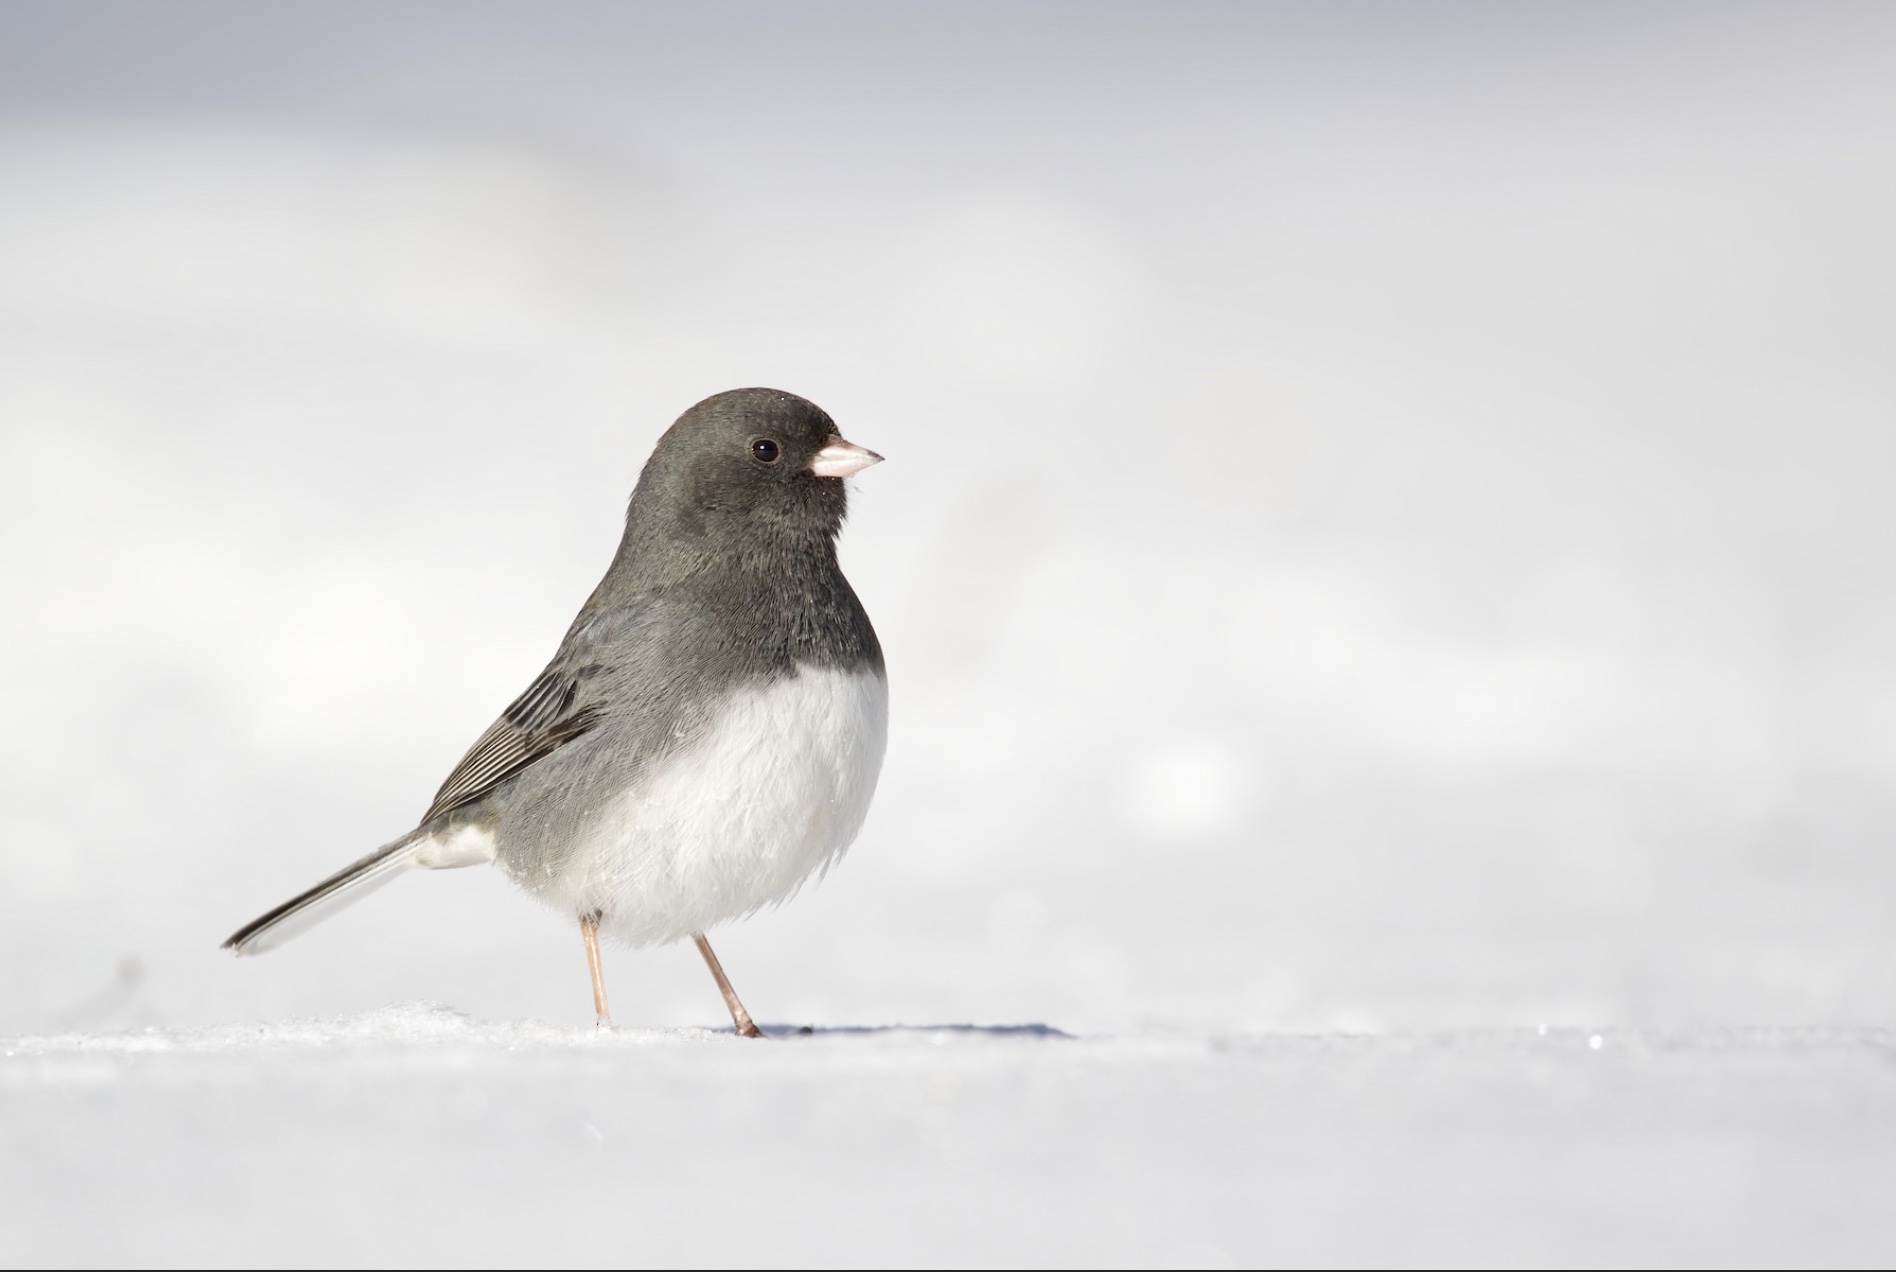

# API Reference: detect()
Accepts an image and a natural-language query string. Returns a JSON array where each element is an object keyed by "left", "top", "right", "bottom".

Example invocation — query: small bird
[{"left": 224, "top": 388, "right": 887, "bottom": 1037}]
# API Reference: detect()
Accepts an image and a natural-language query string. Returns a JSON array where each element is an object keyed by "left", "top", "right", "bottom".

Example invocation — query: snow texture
[{"left": 5, "top": 1006, "right": 1895, "bottom": 1267}]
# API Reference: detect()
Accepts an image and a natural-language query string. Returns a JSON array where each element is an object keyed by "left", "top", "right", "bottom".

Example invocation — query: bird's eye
[{"left": 750, "top": 438, "right": 781, "bottom": 464}]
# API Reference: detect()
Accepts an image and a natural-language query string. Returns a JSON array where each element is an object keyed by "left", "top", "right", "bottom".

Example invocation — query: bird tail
[{"left": 222, "top": 829, "right": 430, "bottom": 956}]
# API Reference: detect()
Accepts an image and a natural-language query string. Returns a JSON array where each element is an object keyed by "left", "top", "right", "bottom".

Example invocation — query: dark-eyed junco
[{"left": 224, "top": 388, "right": 886, "bottom": 1036}]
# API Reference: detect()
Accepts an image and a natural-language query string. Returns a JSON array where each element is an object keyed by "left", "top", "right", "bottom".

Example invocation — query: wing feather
[{"left": 420, "top": 668, "right": 603, "bottom": 823}]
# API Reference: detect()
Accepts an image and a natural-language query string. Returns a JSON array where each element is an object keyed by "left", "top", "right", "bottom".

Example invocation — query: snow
[{"left": 6, "top": 1006, "right": 1895, "bottom": 1266}]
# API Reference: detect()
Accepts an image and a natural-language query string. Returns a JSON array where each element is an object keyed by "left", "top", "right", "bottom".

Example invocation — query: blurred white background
[{"left": 3, "top": 0, "right": 1894, "bottom": 1037}]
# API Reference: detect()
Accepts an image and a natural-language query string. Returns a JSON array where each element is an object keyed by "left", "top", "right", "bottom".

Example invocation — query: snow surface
[{"left": 6, "top": 1006, "right": 1895, "bottom": 1267}]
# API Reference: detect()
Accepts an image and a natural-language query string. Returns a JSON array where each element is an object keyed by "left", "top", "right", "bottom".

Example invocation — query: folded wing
[{"left": 421, "top": 667, "right": 604, "bottom": 823}]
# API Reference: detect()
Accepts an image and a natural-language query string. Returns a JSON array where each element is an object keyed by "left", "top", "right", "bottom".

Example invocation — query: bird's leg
[
  {"left": 692, "top": 933, "right": 764, "bottom": 1038},
  {"left": 580, "top": 910, "right": 611, "bottom": 1029}
]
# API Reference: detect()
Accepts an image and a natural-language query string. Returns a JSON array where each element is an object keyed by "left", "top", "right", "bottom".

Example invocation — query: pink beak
[{"left": 809, "top": 437, "right": 884, "bottom": 479}]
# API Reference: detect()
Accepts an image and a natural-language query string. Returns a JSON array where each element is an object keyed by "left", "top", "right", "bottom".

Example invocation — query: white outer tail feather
[{"left": 223, "top": 824, "right": 496, "bottom": 955}]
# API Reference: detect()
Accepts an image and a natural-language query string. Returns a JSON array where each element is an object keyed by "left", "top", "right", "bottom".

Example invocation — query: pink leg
[
  {"left": 693, "top": 933, "right": 764, "bottom": 1038},
  {"left": 580, "top": 911, "right": 611, "bottom": 1028}
]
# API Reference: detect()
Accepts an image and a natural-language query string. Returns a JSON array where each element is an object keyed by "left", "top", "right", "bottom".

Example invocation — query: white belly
[{"left": 540, "top": 665, "right": 887, "bottom": 947}]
